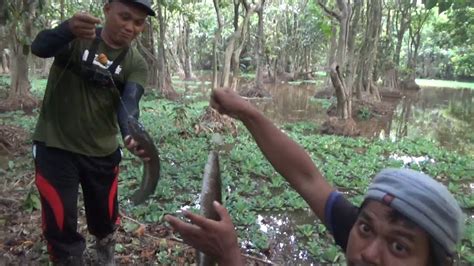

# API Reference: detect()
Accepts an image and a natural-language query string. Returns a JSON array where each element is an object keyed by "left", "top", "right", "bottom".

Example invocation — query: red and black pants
[{"left": 33, "top": 142, "right": 121, "bottom": 260}]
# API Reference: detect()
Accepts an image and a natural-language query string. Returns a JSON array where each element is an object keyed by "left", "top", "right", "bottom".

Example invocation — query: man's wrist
[
  {"left": 217, "top": 247, "right": 243, "bottom": 266},
  {"left": 239, "top": 104, "right": 261, "bottom": 125}
]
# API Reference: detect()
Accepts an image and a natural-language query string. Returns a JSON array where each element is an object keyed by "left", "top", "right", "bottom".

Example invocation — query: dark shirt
[
  {"left": 324, "top": 191, "right": 359, "bottom": 251},
  {"left": 31, "top": 21, "right": 147, "bottom": 156}
]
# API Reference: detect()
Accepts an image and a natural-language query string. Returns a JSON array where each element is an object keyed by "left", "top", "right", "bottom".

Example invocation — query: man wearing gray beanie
[{"left": 165, "top": 89, "right": 465, "bottom": 266}]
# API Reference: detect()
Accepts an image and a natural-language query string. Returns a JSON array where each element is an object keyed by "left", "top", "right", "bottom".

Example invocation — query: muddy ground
[{"left": 0, "top": 125, "right": 268, "bottom": 265}]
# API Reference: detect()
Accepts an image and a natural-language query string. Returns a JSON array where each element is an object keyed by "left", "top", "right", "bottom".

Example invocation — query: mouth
[{"left": 119, "top": 32, "right": 133, "bottom": 41}]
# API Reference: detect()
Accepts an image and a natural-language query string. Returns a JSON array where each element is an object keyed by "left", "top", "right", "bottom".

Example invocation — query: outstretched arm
[
  {"left": 31, "top": 12, "right": 100, "bottom": 58},
  {"left": 211, "top": 89, "right": 334, "bottom": 221}
]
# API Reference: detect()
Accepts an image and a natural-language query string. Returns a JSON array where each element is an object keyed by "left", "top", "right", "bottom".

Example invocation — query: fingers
[
  {"left": 124, "top": 137, "right": 151, "bottom": 161},
  {"left": 165, "top": 214, "right": 194, "bottom": 232},
  {"left": 213, "top": 201, "right": 232, "bottom": 223},
  {"left": 70, "top": 12, "right": 101, "bottom": 39},
  {"left": 183, "top": 210, "right": 218, "bottom": 230},
  {"left": 75, "top": 12, "right": 101, "bottom": 25}
]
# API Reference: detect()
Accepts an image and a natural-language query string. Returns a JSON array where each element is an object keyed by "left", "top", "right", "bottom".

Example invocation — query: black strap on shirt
[{"left": 52, "top": 28, "right": 129, "bottom": 91}]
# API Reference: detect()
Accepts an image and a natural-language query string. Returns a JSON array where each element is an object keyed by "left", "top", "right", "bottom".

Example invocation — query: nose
[
  {"left": 360, "top": 239, "right": 382, "bottom": 265},
  {"left": 123, "top": 20, "right": 133, "bottom": 33}
]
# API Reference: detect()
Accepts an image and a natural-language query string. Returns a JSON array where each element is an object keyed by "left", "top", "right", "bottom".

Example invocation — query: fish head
[{"left": 127, "top": 116, "right": 146, "bottom": 135}]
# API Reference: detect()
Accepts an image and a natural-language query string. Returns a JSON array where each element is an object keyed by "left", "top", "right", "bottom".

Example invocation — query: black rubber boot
[{"left": 96, "top": 234, "right": 116, "bottom": 266}]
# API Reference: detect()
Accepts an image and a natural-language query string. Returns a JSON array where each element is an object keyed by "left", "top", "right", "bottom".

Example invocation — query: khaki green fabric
[{"left": 34, "top": 38, "right": 148, "bottom": 156}]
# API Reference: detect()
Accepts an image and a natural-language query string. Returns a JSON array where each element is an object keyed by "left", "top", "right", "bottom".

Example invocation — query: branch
[
  {"left": 136, "top": 39, "right": 158, "bottom": 64},
  {"left": 317, "top": 0, "right": 341, "bottom": 21}
]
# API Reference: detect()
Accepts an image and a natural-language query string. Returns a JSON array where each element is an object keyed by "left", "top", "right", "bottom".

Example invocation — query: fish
[
  {"left": 127, "top": 116, "right": 161, "bottom": 205},
  {"left": 197, "top": 151, "right": 222, "bottom": 266}
]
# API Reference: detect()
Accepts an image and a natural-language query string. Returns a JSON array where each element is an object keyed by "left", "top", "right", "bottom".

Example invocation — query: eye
[
  {"left": 390, "top": 241, "right": 409, "bottom": 256},
  {"left": 120, "top": 13, "right": 131, "bottom": 21},
  {"left": 358, "top": 222, "right": 372, "bottom": 236},
  {"left": 134, "top": 19, "right": 145, "bottom": 27}
]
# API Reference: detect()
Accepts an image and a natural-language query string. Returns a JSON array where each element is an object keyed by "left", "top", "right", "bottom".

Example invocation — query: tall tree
[
  {"left": 406, "top": 8, "right": 431, "bottom": 80},
  {"left": 219, "top": 0, "right": 260, "bottom": 90},
  {"left": 354, "top": 0, "right": 382, "bottom": 101},
  {"left": 0, "top": 0, "right": 38, "bottom": 112},
  {"left": 156, "top": 2, "right": 178, "bottom": 100},
  {"left": 393, "top": 0, "right": 412, "bottom": 66},
  {"left": 138, "top": 18, "right": 159, "bottom": 87},
  {"left": 318, "top": 0, "right": 353, "bottom": 119},
  {"left": 212, "top": 0, "right": 223, "bottom": 89},
  {"left": 179, "top": 15, "right": 194, "bottom": 80},
  {"left": 254, "top": 0, "right": 266, "bottom": 89}
]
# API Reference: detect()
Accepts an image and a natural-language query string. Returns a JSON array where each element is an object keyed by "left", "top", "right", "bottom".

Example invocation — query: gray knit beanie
[{"left": 365, "top": 168, "right": 465, "bottom": 256}]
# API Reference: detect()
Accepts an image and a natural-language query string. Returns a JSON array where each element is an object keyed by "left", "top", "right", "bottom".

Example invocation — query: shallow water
[{"left": 253, "top": 83, "right": 474, "bottom": 155}]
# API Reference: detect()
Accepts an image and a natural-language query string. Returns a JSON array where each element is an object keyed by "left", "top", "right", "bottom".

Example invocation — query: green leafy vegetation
[
  {"left": 416, "top": 79, "right": 474, "bottom": 89},
  {"left": 2, "top": 78, "right": 473, "bottom": 263}
]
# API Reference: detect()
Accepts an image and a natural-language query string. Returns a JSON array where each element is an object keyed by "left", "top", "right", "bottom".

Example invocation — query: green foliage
[
  {"left": 24, "top": 190, "right": 41, "bottom": 212},
  {"left": 4, "top": 74, "right": 474, "bottom": 264},
  {"left": 309, "top": 97, "right": 334, "bottom": 111},
  {"left": 424, "top": 7, "right": 474, "bottom": 80},
  {"left": 357, "top": 106, "right": 372, "bottom": 120},
  {"left": 416, "top": 79, "right": 474, "bottom": 89}
]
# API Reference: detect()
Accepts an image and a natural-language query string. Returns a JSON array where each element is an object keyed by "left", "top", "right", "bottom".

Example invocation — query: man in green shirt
[{"left": 31, "top": 1, "right": 155, "bottom": 265}]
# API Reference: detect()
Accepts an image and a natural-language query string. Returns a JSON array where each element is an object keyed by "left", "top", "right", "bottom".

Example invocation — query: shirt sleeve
[
  {"left": 31, "top": 20, "right": 75, "bottom": 58},
  {"left": 126, "top": 49, "right": 148, "bottom": 87},
  {"left": 324, "top": 191, "right": 359, "bottom": 251}
]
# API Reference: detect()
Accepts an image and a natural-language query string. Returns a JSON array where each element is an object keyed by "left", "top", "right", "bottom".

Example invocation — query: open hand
[
  {"left": 124, "top": 135, "right": 151, "bottom": 161},
  {"left": 69, "top": 12, "right": 101, "bottom": 39},
  {"left": 164, "top": 201, "right": 243, "bottom": 266}
]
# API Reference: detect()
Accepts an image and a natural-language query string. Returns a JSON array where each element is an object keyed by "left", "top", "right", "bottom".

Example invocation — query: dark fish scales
[
  {"left": 197, "top": 151, "right": 222, "bottom": 266},
  {"left": 127, "top": 116, "right": 161, "bottom": 205}
]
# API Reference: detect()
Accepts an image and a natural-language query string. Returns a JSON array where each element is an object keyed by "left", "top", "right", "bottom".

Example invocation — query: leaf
[
  {"left": 8, "top": 160, "right": 14, "bottom": 169},
  {"left": 31, "top": 193, "right": 41, "bottom": 210},
  {"left": 123, "top": 221, "right": 139, "bottom": 233},
  {"left": 115, "top": 243, "right": 124, "bottom": 253}
]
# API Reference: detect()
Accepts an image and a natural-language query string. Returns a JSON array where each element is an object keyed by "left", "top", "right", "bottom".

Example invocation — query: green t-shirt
[{"left": 33, "top": 38, "right": 148, "bottom": 156}]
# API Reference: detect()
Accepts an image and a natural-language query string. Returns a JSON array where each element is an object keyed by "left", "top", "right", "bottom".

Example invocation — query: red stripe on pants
[
  {"left": 35, "top": 169, "right": 65, "bottom": 231},
  {"left": 108, "top": 166, "right": 119, "bottom": 220}
]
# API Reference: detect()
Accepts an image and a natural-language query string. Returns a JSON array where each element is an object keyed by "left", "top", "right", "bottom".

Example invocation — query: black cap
[{"left": 111, "top": 0, "right": 156, "bottom": 16}]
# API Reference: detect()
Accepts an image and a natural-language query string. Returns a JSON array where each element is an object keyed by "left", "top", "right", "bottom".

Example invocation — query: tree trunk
[
  {"left": 212, "top": 0, "right": 223, "bottom": 89},
  {"left": 345, "top": 1, "right": 361, "bottom": 98},
  {"left": 407, "top": 9, "right": 430, "bottom": 80},
  {"left": 1, "top": 49, "right": 10, "bottom": 74},
  {"left": 319, "top": 0, "right": 352, "bottom": 119},
  {"left": 139, "top": 18, "right": 158, "bottom": 88},
  {"left": 231, "top": 1, "right": 258, "bottom": 90},
  {"left": 182, "top": 18, "right": 194, "bottom": 80},
  {"left": 330, "top": 63, "right": 351, "bottom": 119},
  {"left": 325, "top": 24, "right": 337, "bottom": 87},
  {"left": 1, "top": 0, "right": 37, "bottom": 112},
  {"left": 355, "top": 0, "right": 382, "bottom": 101},
  {"left": 254, "top": 0, "right": 265, "bottom": 89},
  {"left": 221, "top": 0, "right": 259, "bottom": 89},
  {"left": 221, "top": 33, "right": 237, "bottom": 88},
  {"left": 394, "top": 1, "right": 411, "bottom": 66},
  {"left": 156, "top": 4, "right": 178, "bottom": 100}
]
